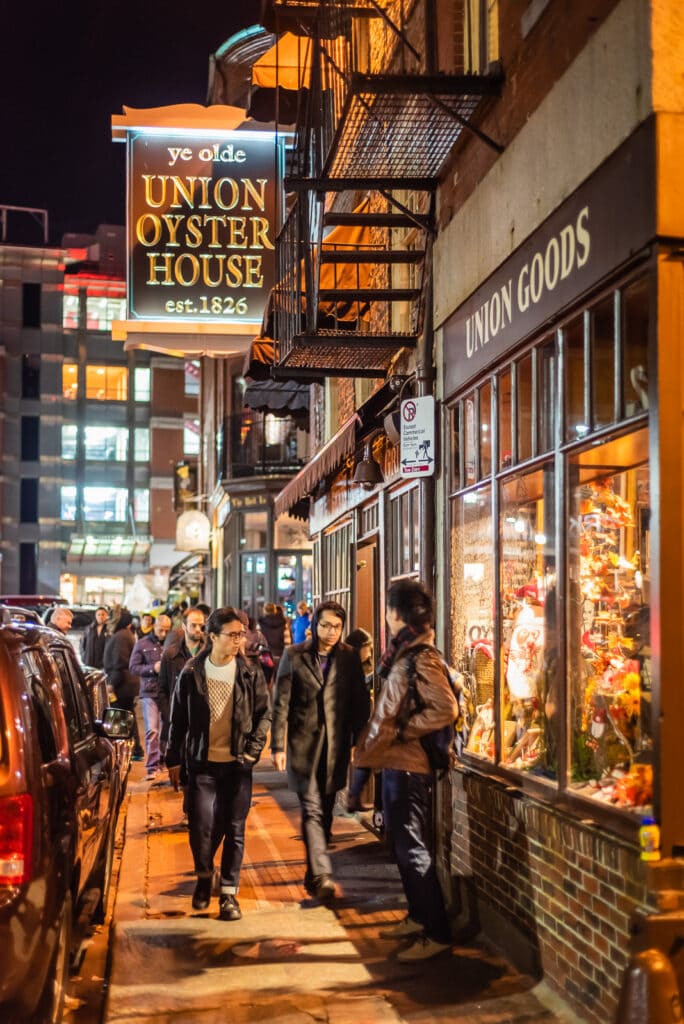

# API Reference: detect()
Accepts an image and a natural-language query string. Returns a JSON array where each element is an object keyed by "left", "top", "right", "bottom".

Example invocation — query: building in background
[{"left": 0, "top": 212, "right": 198, "bottom": 606}]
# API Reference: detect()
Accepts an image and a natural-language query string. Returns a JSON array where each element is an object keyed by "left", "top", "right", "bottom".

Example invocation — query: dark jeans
[
  {"left": 298, "top": 747, "right": 336, "bottom": 882},
  {"left": 188, "top": 761, "right": 253, "bottom": 894},
  {"left": 381, "top": 768, "right": 451, "bottom": 943},
  {"left": 349, "top": 766, "right": 371, "bottom": 799}
]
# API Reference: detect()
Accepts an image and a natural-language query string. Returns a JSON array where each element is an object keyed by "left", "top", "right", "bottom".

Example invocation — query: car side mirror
[{"left": 101, "top": 706, "right": 135, "bottom": 739}]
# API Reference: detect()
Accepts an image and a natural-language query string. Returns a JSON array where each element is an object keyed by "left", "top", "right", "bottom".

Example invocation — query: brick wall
[{"left": 439, "top": 769, "right": 653, "bottom": 1023}]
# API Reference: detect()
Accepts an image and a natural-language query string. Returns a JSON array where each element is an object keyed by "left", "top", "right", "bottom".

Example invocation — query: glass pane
[
  {"left": 500, "top": 465, "right": 558, "bottom": 779},
  {"left": 498, "top": 369, "right": 512, "bottom": 470},
  {"left": 84, "top": 426, "right": 128, "bottom": 461},
  {"left": 622, "top": 277, "right": 649, "bottom": 418},
  {"left": 564, "top": 317, "right": 586, "bottom": 442},
  {"left": 451, "top": 404, "right": 462, "bottom": 490},
  {"left": 83, "top": 487, "right": 128, "bottom": 521},
  {"left": 517, "top": 354, "right": 533, "bottom": 462},
  {"left": 411, "top": 488, "right": 420, "bottom": 572},
  {"left": 479, "top": 380, "right": 492, "bottom": 477},
  {"left": 134, "top": 428, "right": 150, "bottom": 461},
  {"left": 402, "top": 491, "right": 410, "bottom": 574},
  {"left": 61, "top": 426, "right": 77, "bottom": 460},
  {"left": 277, "top": 555, "right": 297, "bottom": 617},
  {"left": 184, "top": 419, "right": 201, "bottom": 456},
  {"left": 60, "top": 486, "right": 77, "bottom": 521},
  {"left": 567, "top": 428, "right": 652, "bottom": 813},
  {"left": 63, "top": 363, "right": 78, "bottom": 400},
  {"left": 450, "top": 487, "right": 495, "bottom": 762},
  {"left": 134, "top": 489, "right": 149, "bottom": 522},
  {"left": 85, "top": 366, "right": 128, "bottom": 401},
  {"left": 591, "top": 295, "right": 615, "bottom": 429},
  {"left": 537, "top": 339, "right": 556, "bottom": 453},
  {"left": 134, "top": 368, "right": 151, "bottom": 402},
  {"left": 464, "top": 393, "right": 477, "bottom": 485}
]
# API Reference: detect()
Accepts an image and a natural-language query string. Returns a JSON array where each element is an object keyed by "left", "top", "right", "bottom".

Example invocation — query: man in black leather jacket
[
  {"left": 271, "top": 601, "right": 369, "bottom": 904},
  {"left": 166, "top": 607, "right": 271, "bottom": 922}
]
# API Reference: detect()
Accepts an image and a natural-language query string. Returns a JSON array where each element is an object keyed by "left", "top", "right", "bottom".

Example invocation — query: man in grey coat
[{"left": 271, "top": 601, "right": 369, "bottom": 904}]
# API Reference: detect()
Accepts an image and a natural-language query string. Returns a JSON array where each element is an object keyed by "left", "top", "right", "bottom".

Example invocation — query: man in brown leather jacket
[{"left": 355, "top": 579, "right": 458, "bottom": 962}]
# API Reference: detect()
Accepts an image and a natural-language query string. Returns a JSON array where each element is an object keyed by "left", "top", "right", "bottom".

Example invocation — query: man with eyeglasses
[
  {"left": 166, "top": 607, "right": 271, "bottom": 921},
  {"left": 271, "top": 601, "right": 369, "bottom": 904}
]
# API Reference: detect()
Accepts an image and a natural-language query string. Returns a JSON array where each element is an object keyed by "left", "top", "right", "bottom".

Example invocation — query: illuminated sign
[{"left": 121, "top": 118, "right": 282, "bottom": 328}]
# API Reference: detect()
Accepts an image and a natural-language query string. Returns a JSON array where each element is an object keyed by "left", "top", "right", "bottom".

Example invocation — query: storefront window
[
  {"left": 517, "top": 354, "right": 533, "bottom": 462},
  {"left": 389, "top": 486, "right": 419, "bottom": 579},
  {"left": 591, "top": 295, "right": 615, "bottom": 428},
  {"left": 564, "top": 316, "right": 586, "bottom": 441},
  {"left": 498, "top": 369, "right": 512, "bottom": 470},
  {"left": 451, "top": 487, "right": 495, "bottom": 762},
  {"left": 537, "top": 338, "right": 557, "bottom": 453},
  {"left": 500, "top": 465, "right": 558, "bottom": 778},
  {"left": 622, "top": 277, "right": 650, "bottom": 418},
  {"left": 323, "top": 521, "right": 352, "bottom": 618},
  {"left": 480, "top": 380, "right": 492, "bottom": 477},
  {"left": 568, "top": 427, "right": 652, "bottom": 811}
]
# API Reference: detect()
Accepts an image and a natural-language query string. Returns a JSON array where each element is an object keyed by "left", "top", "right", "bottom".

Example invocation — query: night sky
[{"left": 0, "top": 1, "right": 263, "bottom": 244}]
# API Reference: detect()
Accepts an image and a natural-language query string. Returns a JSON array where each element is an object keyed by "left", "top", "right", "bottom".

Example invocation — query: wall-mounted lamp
[{"left": 353, "top": 441, "right": 384, "bottom": 489}]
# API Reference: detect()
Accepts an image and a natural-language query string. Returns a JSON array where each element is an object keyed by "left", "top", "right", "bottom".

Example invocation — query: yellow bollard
[{"left": 615, "top": 949, "right": 683, "bottom": 1023}]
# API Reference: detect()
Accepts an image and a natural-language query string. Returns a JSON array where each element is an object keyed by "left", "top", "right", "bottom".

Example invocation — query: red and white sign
[{"left": 400, "top": 395, "right": 435, "bottom": 477}]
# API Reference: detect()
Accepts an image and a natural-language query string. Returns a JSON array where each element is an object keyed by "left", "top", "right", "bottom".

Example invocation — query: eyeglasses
[
  {"left": 318, "top": 621, "right": 342, "bottom": 631},
  {"left": 219, "top": 630, "right": 246, "bottom": 639}
]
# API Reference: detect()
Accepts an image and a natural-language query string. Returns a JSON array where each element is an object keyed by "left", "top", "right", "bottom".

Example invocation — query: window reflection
[
  {"left": 84, "top": 426, "right": 128, "bottom": 461},
  {"left": 63, "top": 364, "right": 78, "bottom": 400},
  {"left": 85, "top": 366, "right": 128, "bottom": 401}
]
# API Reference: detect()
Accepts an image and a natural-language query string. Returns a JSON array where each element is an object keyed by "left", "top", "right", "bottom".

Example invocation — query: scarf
[{"left": 378, "top": 624, "right": 419, "bottom": 679}]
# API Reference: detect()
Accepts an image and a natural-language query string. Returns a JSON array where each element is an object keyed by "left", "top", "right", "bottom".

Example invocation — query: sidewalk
[{"left": 105, "top": 761, "right": 582, "bottom": 1024}]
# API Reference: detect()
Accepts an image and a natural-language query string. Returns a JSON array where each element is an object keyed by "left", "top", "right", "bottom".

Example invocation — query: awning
[
  {"left": 114, "top": 319, "right": 256, "bottom": 359},
  {"left": 242, "top": 333, "right": 312, "bottom": 421},
  {"left": 243, "top": 379, "right": 310, "bottom": 416},
  {"left": 274, "top": 413, "right": 359, "bottom": 517}
]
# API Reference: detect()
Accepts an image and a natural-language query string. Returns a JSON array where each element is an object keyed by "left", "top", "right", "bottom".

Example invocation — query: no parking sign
[{"left": 400, "top": 395, "right": 435, "bottom": 477}]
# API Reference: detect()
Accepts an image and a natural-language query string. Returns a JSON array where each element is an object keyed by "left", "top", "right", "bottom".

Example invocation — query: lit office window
[
  {"left": 60, "top": 486, "right": 77, "bottom": 521},
  {"left": 83, "top": 426, "right": 128, "bottom": 461},
  {"left": 134, "top": 368, "right": 151, "bottom": 402},
  {"left": 185, "top": 360, "right": 200, "bottom": 396},
  {"left": 184, "top": 419, "right": 201, "bottom": 456},
  {"left": 134, "top": 428, "right": 150, "bottom": 461},
  {"left": 85, "top": 365, "right": 128, "bottom": 401},
  {"left": 63, "top": 364, "right": 78, "bottom": 400},
  {"left": 85, "top": 296, "right": 126, "bottom": 331},
  {"left": 134, "top": 489, "right": 150, "bottom": 522},
  {"left": 62, "top": 425, "right": 77, "bottom": 460},
  {"left": 83, "top": 487, "right": 128, "bottom": 521}
]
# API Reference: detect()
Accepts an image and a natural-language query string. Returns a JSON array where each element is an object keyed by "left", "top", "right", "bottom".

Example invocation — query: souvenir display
[{"left": 570, "top": 474, "right": 652, "bottom": 811}]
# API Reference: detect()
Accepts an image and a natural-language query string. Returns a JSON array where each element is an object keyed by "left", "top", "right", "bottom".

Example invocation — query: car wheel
[
  {"left": 92, "top": 821, "right": 116, "bottom": 925},
  {"left": 33, "top": 893, "right": 71, "bottom": 1024}
]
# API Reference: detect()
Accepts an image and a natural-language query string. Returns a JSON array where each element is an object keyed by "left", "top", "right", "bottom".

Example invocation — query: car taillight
[{"left": 0, "top": 794, "right": 34, "bottom": 885}]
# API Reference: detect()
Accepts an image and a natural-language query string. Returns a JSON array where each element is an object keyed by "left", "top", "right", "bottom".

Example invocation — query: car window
[
  {"left": 25, "top": 648, "right": 70, "bottom": 758},
  {"left": 24, "top": 666, "right": 59, "bottom": 764},
  {"left": 53, "top": 648, "right": 95, "bottom": 739}
]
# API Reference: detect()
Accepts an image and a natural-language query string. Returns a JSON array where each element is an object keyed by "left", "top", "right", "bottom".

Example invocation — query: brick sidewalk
[{"left": 105, "top": 761, "right": 583, "bottom": 1023}]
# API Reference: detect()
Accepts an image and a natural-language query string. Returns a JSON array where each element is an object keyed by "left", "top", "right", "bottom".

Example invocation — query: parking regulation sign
[{"left": 400, "top": 395, "right": 435, "bottom": 477}]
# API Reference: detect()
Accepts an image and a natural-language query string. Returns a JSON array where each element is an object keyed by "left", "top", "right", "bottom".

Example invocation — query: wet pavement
[{"left": 87, "top": 761, "right": 584, "bottom": 1023}]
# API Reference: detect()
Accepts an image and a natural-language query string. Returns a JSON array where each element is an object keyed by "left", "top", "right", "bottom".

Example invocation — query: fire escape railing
[{"left": 270, "top": 0, "right": 504, "bottom": 379}]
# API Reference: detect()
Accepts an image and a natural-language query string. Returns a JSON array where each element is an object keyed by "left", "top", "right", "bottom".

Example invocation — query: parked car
[
  {"left": 0, "top": 594, "right": 67, "bottom": 617},
  {"left": 0, "top": 612, "right": 134, "bottom": 1023},
  {"left": 82, "top": 665, "right": 134, "bottom": 811}
]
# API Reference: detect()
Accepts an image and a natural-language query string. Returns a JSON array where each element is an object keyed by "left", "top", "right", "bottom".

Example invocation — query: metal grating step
[
  {"left": 320, "top": 250, "right": 425, "bottom": 264},
  {"left": 322, "top": 212, "right": 428, "bottom": 230},
  {"left": 319, "top": 288, "right": 420, "bottom": 302}
]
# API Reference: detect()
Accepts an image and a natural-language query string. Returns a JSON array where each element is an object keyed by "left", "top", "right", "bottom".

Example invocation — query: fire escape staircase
[{"left": 267, "top": 0, "right": 504, "bottom": 380}]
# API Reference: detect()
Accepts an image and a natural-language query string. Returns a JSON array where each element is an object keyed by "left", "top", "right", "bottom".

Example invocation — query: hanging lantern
[{"left": 175, "top": 510, "right": 210, "bottom": 553}]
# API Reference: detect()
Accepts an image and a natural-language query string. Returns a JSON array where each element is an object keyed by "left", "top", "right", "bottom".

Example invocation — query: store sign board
[
  {"left": 400, "top": 395, "right": 435, "bottom": 477},
  {"left": 125, "top": 128, "right": 281, "bottom": 327},
  {"left": 443, "top": 119, "right": 656, "bottom": 396}
]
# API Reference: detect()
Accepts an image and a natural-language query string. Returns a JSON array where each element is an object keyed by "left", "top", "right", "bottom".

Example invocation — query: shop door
[
  {"left": 240, "top": 553, "right": 267, "bottom": 621},
  {"left": 355, "top": 540, "right": 381, "bottom": 815}
]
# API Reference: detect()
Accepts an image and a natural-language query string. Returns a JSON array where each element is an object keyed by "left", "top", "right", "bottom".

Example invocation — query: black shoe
[
  {"left": 219, "top": 894, "right": 242, "bottom": 921},
  {"left": 304, "top": 872, "right": 315, "bottom": 895},
  {"left": 192, "top": 877, "right": 212, "bottom": 911},
  {"left": 314, "top": 874, "right": 335, "bottom": 905}
]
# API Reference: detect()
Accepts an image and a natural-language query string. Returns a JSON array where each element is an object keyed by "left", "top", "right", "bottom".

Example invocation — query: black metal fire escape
[{"left": 268, "top": 0, "right": 503, "bottom": 380}]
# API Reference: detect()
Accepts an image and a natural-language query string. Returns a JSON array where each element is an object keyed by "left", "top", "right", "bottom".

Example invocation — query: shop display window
[
  {"left": 448, "top": 269, "right": 652, "bottom": 819},
  {"left": 568, "top": 427, "right": 651, "bottom": 811},
  {"left": 450, "top": 486, "right": 495, "bottom": 762},
  {"left": 499, "top": 465, "right": 557, "bottom": 778}
]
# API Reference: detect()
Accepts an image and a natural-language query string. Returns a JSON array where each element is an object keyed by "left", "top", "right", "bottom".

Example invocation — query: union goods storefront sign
[{"left": 443, "top": 118, "right": 656, "bottom": 396}]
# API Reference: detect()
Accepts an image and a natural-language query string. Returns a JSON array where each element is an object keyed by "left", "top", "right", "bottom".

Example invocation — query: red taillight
[{"left": 0, "top": 794, "right": 34, "bottom": 885}]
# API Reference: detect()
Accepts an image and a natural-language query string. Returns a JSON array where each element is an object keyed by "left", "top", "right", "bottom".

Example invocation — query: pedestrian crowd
[{"left": 54, "top": 583, "right": 461, "bottom": 962}]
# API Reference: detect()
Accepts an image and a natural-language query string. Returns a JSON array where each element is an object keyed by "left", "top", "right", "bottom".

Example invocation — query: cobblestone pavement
[{"left": 78, "top": 761, "right": 585, "bottom": 1024}]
